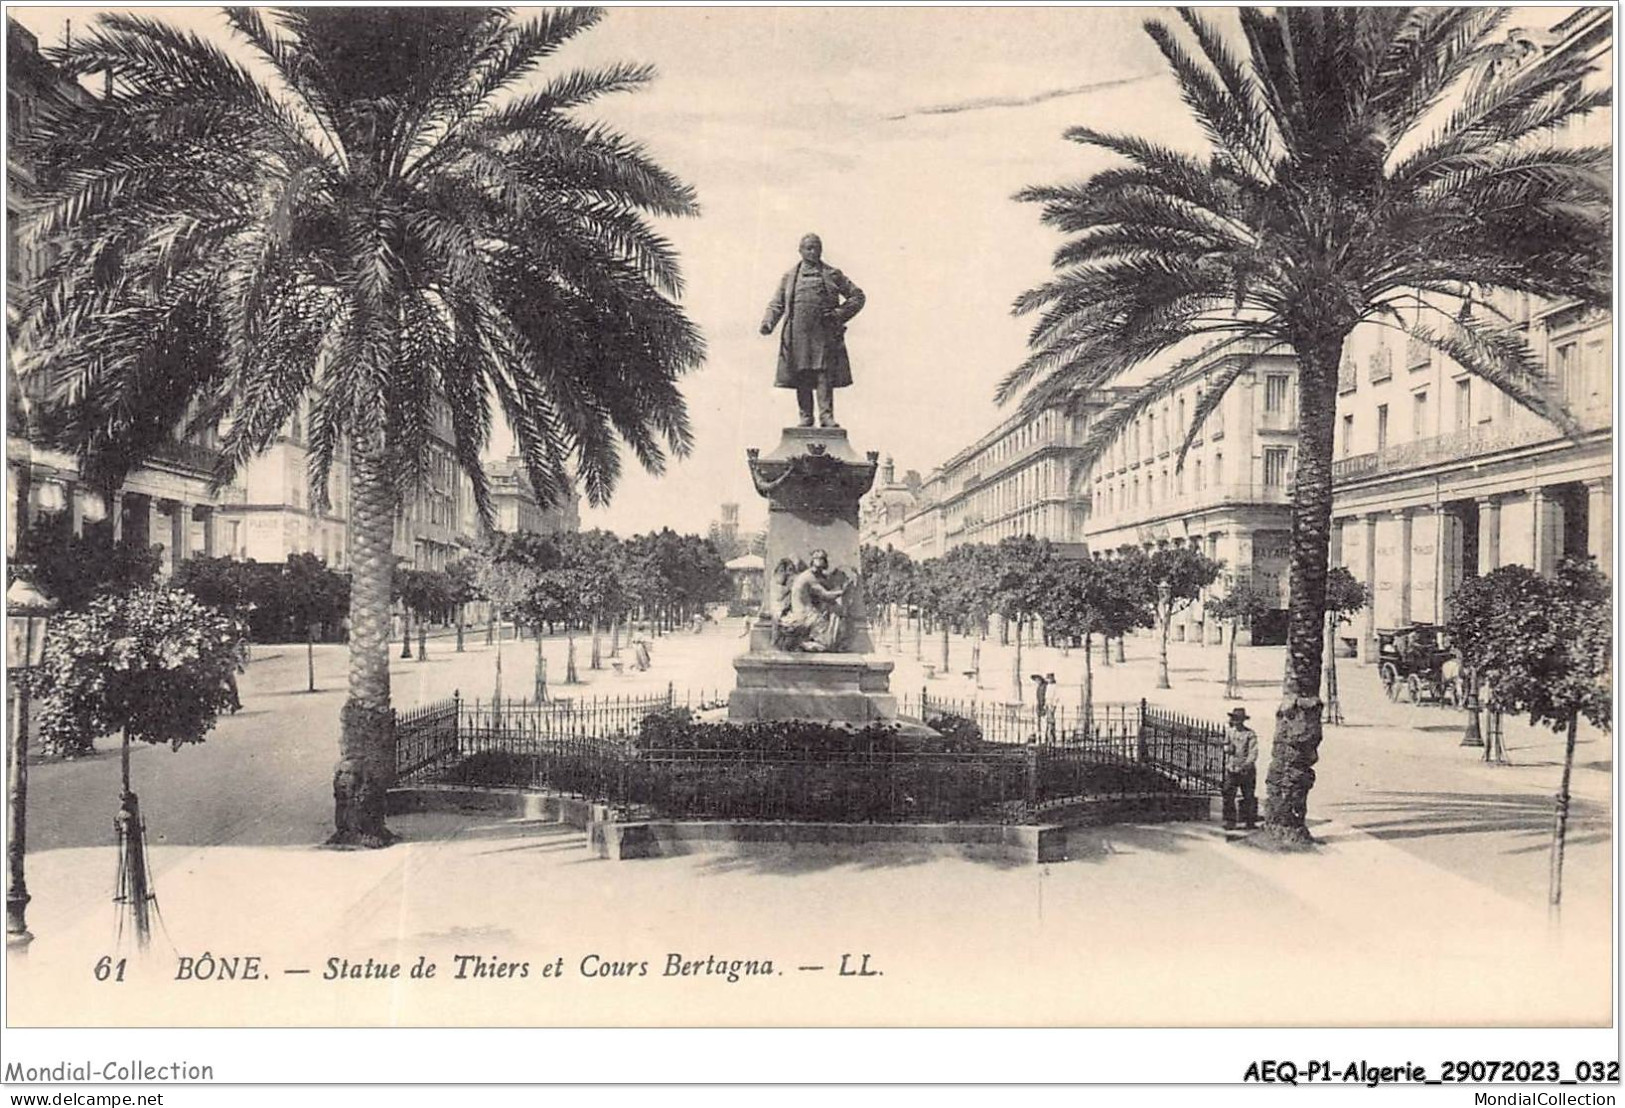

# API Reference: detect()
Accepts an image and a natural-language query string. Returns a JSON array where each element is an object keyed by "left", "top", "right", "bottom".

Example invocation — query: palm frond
[
  {"left": 1144, "top": 17, "right": 1274, "bottom": 182},
  {"left": 1173, "top": 343, "right": 1285, "bottom": 470},
  {"left": 1407, "top": 316, "right": 1580, "bottom": 437}
]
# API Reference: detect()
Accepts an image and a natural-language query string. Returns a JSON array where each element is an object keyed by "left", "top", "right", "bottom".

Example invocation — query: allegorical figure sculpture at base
[
  {"left": 774, "top": 549, "right": 851, "bottom": 652},
  {"left": 760, "top": 233, "right": 865, "bottom": 429}
]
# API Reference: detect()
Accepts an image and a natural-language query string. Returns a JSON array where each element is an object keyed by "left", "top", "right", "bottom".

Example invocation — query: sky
[
  {"left": 11, "top": 5, "right": 1186, "bottom": 537},
  {"left": 10, "top": 6, "right": 1576, "bottom": 539}
]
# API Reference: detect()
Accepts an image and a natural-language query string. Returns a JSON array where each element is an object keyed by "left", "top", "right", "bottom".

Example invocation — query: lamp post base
[{"left": 6, "top": 891, "right": 33, "bottom": 950}]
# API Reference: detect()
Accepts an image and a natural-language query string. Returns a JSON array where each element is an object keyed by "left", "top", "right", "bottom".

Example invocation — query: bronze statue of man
[{"left": 760, "top": 233, "right": 865, "bottom": 428}]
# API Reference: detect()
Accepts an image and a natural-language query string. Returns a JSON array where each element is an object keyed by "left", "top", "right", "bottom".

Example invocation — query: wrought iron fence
[
  {"left": 395, "top": 695, "right": 461, "bottom": 784},
  {"left": 906, "top": 692, "right": 1227, "bottom": 795},
  {"left": 393, "top": 686, "right": 1229, "bottom": 821},
  {"left": 460, "top": 690, "right": 677, "bottom": 743},
  {"left": 1140, "top": 705, "right": 1228, "bottom": 793},
  {"left": 904, "top": 691, "right": 1144, "bottom": 745}
]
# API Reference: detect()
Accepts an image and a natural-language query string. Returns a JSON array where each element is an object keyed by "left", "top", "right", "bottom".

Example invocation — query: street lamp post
[
  {"left": 7, "top": 570, "right": 57, "bottom": 950},
  {"left": 1155, "top": 578, "right": 1171, "bottom": 690},
  {"left": 1460, "top": 667, "right": 1484, "bottom": 749}
]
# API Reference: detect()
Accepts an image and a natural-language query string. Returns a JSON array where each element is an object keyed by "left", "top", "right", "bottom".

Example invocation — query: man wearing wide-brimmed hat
[{"left": 1223, "top": 706, "right": 1259, "bottom": 831}]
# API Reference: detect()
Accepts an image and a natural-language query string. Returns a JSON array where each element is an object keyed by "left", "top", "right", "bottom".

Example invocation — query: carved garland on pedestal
[{"left": 747, "top": 444, "right": 877, "bottom": 522}]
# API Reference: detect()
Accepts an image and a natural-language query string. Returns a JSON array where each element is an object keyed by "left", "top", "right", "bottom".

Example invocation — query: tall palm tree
[
  {"left": 1007, "top": 8, "right": 1609, "bottom": 846},
  {"left": 14, "top": 7, "right": 704, "bottom": 846}
]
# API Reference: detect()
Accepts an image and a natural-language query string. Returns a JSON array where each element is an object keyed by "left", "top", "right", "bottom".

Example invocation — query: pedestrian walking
[{"left": 1222, "top": 706, "right": 1259, "bottom": 830}]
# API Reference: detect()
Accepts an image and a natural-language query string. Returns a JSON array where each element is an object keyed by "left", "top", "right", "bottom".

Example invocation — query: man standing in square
[
  {"left": 1223, "top": 706, "right": 1259, "bottom": 830},
  {"left": 761, "top": 233, "right": 865, "bottom": 428}
]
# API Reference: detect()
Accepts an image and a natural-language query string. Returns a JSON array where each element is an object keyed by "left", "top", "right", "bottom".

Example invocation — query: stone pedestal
[
  {"left": 731, "top": 652, "right": 897, "bottom": 723},
  {"left": 729, "top": 426, "right": 896, "bottom": 725}
]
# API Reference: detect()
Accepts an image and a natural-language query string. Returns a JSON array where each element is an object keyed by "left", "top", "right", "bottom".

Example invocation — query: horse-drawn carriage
[{"left": 1376, "top": 623, "right": 1463, "bottom": 705}]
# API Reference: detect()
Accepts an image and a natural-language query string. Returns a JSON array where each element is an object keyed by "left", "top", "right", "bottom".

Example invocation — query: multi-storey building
[
  {"left": 5, "top": 19, "right": 578, "bottom": 574},
  {"left": 868, "top": 401, "right": 1109, "bottom": 566},
  {"left": 1330, "top": 7, "right": 1613, "bottom": 662},
  {"left": 488, "top": 455, "right": 580, "bottom": 541},
  {"left": 6, "top": 19, "right": 233, "bottom": 576},
  {"left": 1083, "top": 343, "right": 1299, "bottom": 645},
  {"left": 936, "top": 406, "right": 1098, "bottom": 555},
  {"left": 859, "top": 458, "right": 921, "bottom": 551}
]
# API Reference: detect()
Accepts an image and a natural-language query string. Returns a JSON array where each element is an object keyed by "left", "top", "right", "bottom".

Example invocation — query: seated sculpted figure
[{"left": 774, "top": 549, "right": 848, "bottom": 653}]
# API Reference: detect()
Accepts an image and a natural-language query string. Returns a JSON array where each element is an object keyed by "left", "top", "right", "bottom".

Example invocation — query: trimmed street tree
[
  {"left": 1008, "top": 8, "right": 1608, "bottom": 845},
  {"left": 444, "top": 557, "right": 482, "bottom": 653},
  {"left": 566, "top": 531, "right": 629, "bottom": 671},
  {"left": 470, "top": 543, "right": 546, "bottom": 707},
  {"left": 1145, "top": 546, "right": 1221, "bottom": 690},
  {"left": 945, "top": 544, "right": 1004, "bottom": 684},
  {"left": 989, "top": 536, "right": 1059, "bottom": 704},
  {"left": 17, "top": 8, "right": 703, "bottom": 848},
  {"left": 860, "top": 544, "right": 915, "bottom": 651},
  {"left": 1446, "top": 560, "right": 1610, "bottom": 917},
  {"left": 1038, "top": 556, "right": 1146, "bottom": 730},
  {"left": 396, "top": 569, "right": 452, "bottom": 661},
  {"left": 1207, "top": 580, "right": 1272, "bottom": 700},
  {"left": 1321, "top": 567, "right": 1369, "bottom": 724},
  {"left": 30, "top": 589, "right": 247, "bottom": 945}
]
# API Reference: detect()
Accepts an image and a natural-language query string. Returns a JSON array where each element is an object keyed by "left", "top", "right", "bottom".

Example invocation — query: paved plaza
[{"left": 7, "top": 621, "right": 1613, "bottom": 1028}]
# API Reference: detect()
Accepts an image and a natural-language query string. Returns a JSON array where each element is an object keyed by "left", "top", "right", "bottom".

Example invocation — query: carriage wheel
[
  {"left": 1380, "top": 663, "right": 1399, "bottom": 701},
  {"left": 1406, "top": 674, "right": 1423, "bottom": 704}
]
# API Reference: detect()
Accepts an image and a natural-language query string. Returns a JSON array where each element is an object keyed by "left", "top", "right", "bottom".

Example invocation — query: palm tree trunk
[
  {"left": 1262, "top": 339, "right": 1340, "bottom": 848},
  {"left": 1114, "top": 636, "right": 1125, "bottom": 663},
  {"left": 534, "top": 634, "right": 548, "bottom": 703},
  {"left": 330, "top": 431, "right": 397, "bottom": 848},
  {"left": 1549, "top": 713, "right": 1580, "bottom": 917},
  {"left": 610, "top": 617, "right": 621, "bottom": 657},
  {"left": 566, "top": 633, "right": 579, "bottom": 684},
  {"left": 940, "top": 621, "right": 950, "bottom": 674},
  {"left": 970, "top": 638, "right": 981, "bottom": 685},
  {"left": 590, "top": 616, "right": 602, "bottom": 670}
]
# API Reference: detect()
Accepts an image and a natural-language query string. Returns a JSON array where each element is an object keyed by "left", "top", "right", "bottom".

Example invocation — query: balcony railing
[
  {"left": 150, "top": 439, "right": 225, "bottom": 477},
  {"left": 1093, "top": 482, "right": 1291, "bottom": 528},
  {"left": 1331, "top": 420, "right": 1564, "bottom": 483}
]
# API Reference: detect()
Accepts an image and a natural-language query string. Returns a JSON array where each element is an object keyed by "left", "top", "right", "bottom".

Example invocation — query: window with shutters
[{"left": 1264, "top": 448, "right": 1290, "bottom": 488}]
